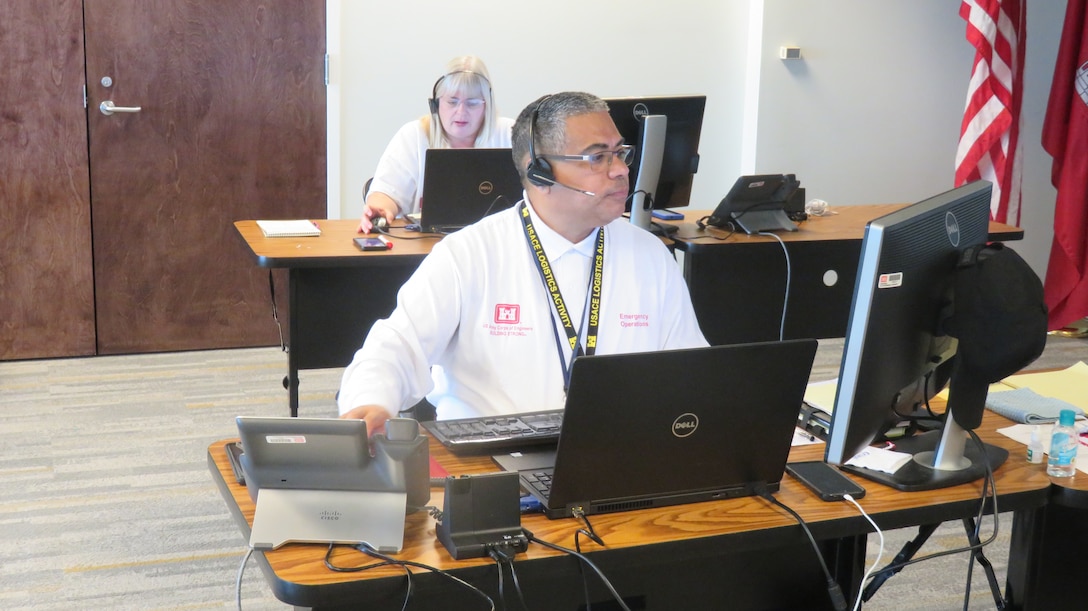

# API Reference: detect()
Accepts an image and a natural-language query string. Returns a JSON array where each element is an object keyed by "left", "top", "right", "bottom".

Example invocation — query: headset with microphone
[
  {"left": 428, "top": 69, "right": 491, "bottom": 115},
  {"left": 525, "top": 96, "right": 596, "bottom": 196}
]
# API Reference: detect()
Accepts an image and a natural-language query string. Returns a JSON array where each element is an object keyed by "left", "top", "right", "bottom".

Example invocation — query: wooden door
[
  {"left": 84, "top": 0, "right": 325, "bottom": 354},
  {"left": 0, "top": 2, "right": 97, "bottom": 359}
]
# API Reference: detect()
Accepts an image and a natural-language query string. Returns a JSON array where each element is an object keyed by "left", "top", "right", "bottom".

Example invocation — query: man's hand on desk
[{"left": 339, "top": 404, "right": 391, "bottom": 437}]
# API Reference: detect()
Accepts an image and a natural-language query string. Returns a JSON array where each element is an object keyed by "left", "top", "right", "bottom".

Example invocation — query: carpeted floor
[{"left": 0, "top": 335, "right": 1083, "bottom": 610}]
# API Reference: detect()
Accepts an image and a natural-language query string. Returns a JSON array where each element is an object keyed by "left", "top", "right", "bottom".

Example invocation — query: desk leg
[
  {"left": 286, "top": 268, "right": 301, "bottom": 417},
  {"left": 286, "top": 353, "right": 300, "bottom": 417},
  {"left": 1007, "top": 500, "right": 1085, "bottom": 610},
  {"left": 281, "top": 265, "right": 417, "bottom": 418},
  {"left": 825, "top": 534, "right": 866, "bottom": 606}
]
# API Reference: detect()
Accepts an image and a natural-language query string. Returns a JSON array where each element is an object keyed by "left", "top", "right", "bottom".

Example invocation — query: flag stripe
[{"left": 955, "top": 0, "right": 1024, "bottom": 224}]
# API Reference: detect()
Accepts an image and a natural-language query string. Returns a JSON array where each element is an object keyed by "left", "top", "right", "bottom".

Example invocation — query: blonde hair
[{"left": 425, "top": 56, "right": 498, "bottom": 148}]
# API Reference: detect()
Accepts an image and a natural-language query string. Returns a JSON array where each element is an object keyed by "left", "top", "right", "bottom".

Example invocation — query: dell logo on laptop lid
[{"left": 672, "top": 413, "right": 699, "bottom": 438}]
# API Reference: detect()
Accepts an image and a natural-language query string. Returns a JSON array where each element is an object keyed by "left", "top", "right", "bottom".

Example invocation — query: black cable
[
  {"left": 323, "top": 543, "right": 496, "bottom": 611},
  {"left": 572, "top": 507, "right": 605, "bottom": 547},
  {"left": 372, "top": 225, "right": 440, "bottom": 240},
  {"left": 491, "top": 548, "right": 507, "bottom": 609},
  {"left": 570, "top": 507, "right": 607, "bottom": 609},
  {"left": 694, "top": 215, "right": 738, "bottom": 239},
  {"left": 755, "top": 487, "right": 848, "bottom": 611},
  {"left": 266, "top": 270, "right": 287, "bottom": 352},
  {"left": 487, "top": 545, "right": 531, "bottom": 611},
  {"left": 965, "top": 428, "right": 1002, "bottom": 609},
  {"left": 505, "top": 553, "right": 531, "bottom": 611},
  {"left": 323, "top": 544, "right": 412, "bottom": 610},
  {"left": 523, "top": 529, "right": 631, "bottom": 611},
  {"left": 861, "top": 430, "right": 1000, "bottom": 582}
]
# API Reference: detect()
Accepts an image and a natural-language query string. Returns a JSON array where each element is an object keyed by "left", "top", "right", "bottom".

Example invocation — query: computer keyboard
[{"left": 421, "top": 410, "right": 563, "bottom": 455}]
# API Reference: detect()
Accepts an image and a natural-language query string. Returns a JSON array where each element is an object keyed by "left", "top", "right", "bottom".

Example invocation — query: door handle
[{"left": 99, "top": 100, "right": 142, "bottom": 115}]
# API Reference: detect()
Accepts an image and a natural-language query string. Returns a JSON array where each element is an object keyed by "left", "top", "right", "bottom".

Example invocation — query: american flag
[{"left": 954, "top": 0, "right": 1026, "bottom": 225}]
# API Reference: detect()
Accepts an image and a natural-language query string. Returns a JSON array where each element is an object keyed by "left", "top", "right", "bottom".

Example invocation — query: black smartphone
[
  {"left": 354, "top": 236, "right": 389, "bottom": 251},
  {"left": 785, "top": 461, "right": 866, "bottom": 501}
]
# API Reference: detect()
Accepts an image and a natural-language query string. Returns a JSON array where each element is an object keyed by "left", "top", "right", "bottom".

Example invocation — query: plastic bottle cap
[{"left": 1059, "top": 409, "right": 1076, "bottom": 427}]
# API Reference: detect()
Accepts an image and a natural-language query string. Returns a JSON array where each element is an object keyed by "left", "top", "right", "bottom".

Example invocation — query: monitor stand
[
  {"left": 731, "top": 209, "right": 799, "bottom": 235},
  {"left": 841, "top": 428, "right": 1008, "bottom": 492},
  {"left": 249, "top": 488, "right": 408, "bottom": 552}
]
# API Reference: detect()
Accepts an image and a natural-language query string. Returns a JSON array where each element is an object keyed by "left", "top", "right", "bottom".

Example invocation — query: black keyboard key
[{"left": 421, "top": 410, "right": 564, "bottom": 455}]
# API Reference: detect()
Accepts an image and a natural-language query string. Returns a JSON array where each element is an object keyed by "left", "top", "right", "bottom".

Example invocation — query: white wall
[
  {"left": 755, "top": 0, "right": 1064, "bottom": 277},
  {"left": 329, "top": 0, "right": 1064, "bottom": 277},
  {"left": 327, "top": 0, "right": 750, "bottom": 222}
]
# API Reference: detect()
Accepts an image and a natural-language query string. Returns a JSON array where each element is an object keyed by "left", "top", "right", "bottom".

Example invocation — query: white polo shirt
[{"left": 338, "top": 196, "right": 708, "bottom": 420}]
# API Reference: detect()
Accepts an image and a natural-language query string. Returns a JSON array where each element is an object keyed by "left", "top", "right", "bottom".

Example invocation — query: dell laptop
[
  {"left": 495, "top": 339, "right": 818, "bottom": 519},
  {"left": 418, "top": 148, "right": 523, "bottom": 233}
]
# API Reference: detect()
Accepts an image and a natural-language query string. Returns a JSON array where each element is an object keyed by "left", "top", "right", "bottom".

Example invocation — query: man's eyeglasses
[
  {"left": 441, "top": 97, "right": 486, "bottom": 110},
  {"left": 541, "top": 144, "right": 636, "bottom": 172}
]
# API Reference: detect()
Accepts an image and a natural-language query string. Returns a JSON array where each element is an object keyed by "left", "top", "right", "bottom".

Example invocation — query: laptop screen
[
  {"left": 498, "top": 340, "right": 818, "bottom": 519},
  {"left": 419, "top": 148, "right": 523, "bottom": 232}
]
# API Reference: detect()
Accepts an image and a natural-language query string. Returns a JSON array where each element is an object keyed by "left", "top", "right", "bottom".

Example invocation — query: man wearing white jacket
[{"left": 339, "top": 91, "right": 707, "bottom": 435}]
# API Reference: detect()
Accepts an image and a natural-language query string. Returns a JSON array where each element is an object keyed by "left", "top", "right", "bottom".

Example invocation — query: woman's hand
[{"left": 358, "top": 192, "right": 399, "bottom": 233}]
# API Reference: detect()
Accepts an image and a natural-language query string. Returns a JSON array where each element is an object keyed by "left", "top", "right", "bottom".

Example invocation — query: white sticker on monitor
[
  {"left": 877, "top": 272, "right": 903, "bottom": 289},
  {"left": 265, "top": 435, "right": 307, "bottom": 444}
]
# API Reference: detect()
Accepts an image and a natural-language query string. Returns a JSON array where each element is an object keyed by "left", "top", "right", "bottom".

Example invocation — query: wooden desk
[
  {"left": 208, "top": 410, "right": 1050, "bottom": 610},
  {"left": 669, "top": 206, "right": 1024, "bottom": 345},
  {"left": 234, "top": 220, "right": 442, "bottom": 415},
  {"left": 234, "top": 210, "right": 1024, "bottom": 414}
]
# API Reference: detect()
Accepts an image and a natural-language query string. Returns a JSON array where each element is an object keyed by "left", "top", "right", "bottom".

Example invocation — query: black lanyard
[{"left": 518, "top": 203, "right": 604, "bottom": 389}]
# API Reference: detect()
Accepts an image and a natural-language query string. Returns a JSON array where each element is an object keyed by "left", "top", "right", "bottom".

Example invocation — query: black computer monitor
[
  {"left": 605, "top": 95, "right": 706, "bottom": 230},
  {"left": 824, "top": 180, "right": 1008, "bottom": 492}
]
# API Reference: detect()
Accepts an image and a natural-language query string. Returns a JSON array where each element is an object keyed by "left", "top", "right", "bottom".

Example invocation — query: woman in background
[{"left": 358, "top": 55, "right": 514, "bottom": 232}]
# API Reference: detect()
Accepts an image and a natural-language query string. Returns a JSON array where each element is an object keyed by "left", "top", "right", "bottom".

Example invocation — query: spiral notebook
[{"left": 256, "top": 219, "right": 321, "bottom": 237}]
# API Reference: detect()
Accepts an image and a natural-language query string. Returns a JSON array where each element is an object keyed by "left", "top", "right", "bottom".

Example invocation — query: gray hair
[{"left": 512, "top": 92, "right": 609, "bottom": 182}]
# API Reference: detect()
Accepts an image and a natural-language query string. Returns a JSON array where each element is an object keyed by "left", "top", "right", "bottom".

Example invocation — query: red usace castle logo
[{"left": 494, "top": 304, "right": 520, "bottom": 324}]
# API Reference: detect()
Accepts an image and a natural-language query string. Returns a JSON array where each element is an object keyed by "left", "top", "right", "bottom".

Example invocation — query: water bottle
[
  {"left": 1046, "top": 409, "right": 1078, "bottom": 478},
  {"left": 1027, "top": 425, "right": 1044, "bottom": 464}
]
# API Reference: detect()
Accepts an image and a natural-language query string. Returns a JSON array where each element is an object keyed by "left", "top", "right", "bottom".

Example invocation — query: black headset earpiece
[
  {"left": 428, "top": 74, "right": 444, "bottom": 115},
  {"left": 525, "top": 97, "right": 556, "bottom": 187}
]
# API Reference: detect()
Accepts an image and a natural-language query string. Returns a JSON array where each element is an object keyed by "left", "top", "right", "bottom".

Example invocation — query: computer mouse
[{"left": 366, "top": 216, "right": 388, "bottom": 233}]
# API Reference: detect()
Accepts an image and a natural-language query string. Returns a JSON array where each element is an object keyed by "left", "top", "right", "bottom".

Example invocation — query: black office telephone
[{"left": 707, "top": 173, "right": 802, "bottom": 233}]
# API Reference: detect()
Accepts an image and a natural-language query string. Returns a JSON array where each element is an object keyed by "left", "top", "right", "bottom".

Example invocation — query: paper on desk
[
  {"left": 997, "top": 422, "right": 1088, "bottom": 475},
  {"left": 845, "top": 445, "right": 913, "bottom": 474},
  {"left": 803, "top": 379, "right": 838, "bottom": 414},
  {"left": 935, "top": 380, "right": 1015, "bottom": 401},
  {"left": 1001, "top": 362, "right": 1088, "bottom": 410}
]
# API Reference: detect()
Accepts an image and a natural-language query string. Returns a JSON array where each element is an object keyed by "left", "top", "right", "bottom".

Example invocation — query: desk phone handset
[{"left": 237, "top": 417, "right": 431, "bottom": 513}]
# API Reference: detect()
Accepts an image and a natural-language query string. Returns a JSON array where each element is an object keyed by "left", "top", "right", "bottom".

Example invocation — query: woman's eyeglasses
[{"left": 441, "top": 97, "right": 486, "bottom": 110}]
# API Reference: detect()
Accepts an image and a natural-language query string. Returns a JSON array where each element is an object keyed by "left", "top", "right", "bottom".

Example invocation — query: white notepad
[{"left": 256, "top": 219, "right": 321, "bottom": 237}]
